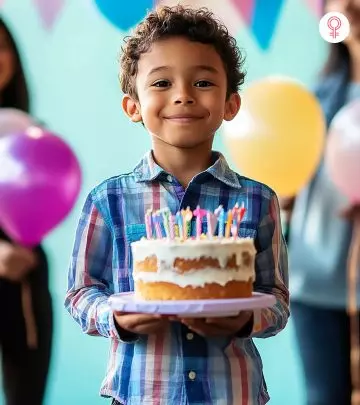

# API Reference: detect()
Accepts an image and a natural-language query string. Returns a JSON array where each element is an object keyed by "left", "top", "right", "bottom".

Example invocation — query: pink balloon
[
  {"left": 325, "top": 100, "right": 360, "bottom": 204},
  {"left": 0, "top": 127, "right": 82, "bottom": 246}
]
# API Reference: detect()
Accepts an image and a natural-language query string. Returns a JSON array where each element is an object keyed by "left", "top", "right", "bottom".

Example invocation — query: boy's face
[{"left": 123, "top": 36, "right": 240, "bottom": 149}]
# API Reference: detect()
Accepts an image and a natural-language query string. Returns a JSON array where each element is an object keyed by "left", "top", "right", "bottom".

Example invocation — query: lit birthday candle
[
  {"left": 181, "top": 207, "right": 193, "bottom": 239},
  {"left": 193, "top": 206, "right": 207, "bottom": 239},
  {"left": 239, "top": 202, "right": 246, "bottom": 221},
  {"left": 160, "top": 208, "right": 171, "bottom": 239},
  {"left": 176, "top": 211, "right": 183, "bottom": 239},
  {"left": 207, "top": 210, "right": 217, "bottom": 238},
  {"left": 231, "top": 203, "right": 247, "bottom": 238},
  {"left": 152, "top": 211, "right": 163, "bottom": 239},
  {"left": 215, "top": 205, "right": 225, "bottom": 237},
  {"left": 225, "top": 209, "right": 233, "bottom": 238},
  {"left": 231, "top": 203, "right": 240, "bottom": 238},
  {"left": 169, "top": 214, "right": 175, "bottom": 240},
  {"left": 145, "top": 209, "right": 153, "bottom": 239}
]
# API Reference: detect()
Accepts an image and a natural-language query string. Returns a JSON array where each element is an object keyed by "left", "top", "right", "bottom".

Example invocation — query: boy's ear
[
  {"left": 224, "top": 93, "right": 241, "bottom": 121},
  {"left": 122, "top": 94, "right": 142, "bottom": 122}
]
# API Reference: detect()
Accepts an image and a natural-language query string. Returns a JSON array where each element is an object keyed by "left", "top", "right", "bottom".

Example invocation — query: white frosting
[
  {"left": 133, "top": 267, "right": 254, "bottom": 288},
  {"left": 131, "top": 237, "right": 256, "bottom": 267},
  {"left": 131, "top": 237, "right": 256, "bottom": 287}
]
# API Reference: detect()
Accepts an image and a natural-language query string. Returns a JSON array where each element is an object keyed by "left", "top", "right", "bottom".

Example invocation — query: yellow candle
[
  {"left": 225, "top": 209, "right": 233, "bottom": 238},
  {"left": 181, "top": 207, "right": 193, "bottom": 239}
]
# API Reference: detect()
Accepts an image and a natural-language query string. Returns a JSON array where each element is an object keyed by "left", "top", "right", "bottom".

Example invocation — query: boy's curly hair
[{"left": 119, "top": 5, "right": 246, "bottom": 100}]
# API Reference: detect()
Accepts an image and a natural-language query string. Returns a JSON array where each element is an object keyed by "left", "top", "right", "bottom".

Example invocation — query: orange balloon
[{"left": 223, "top": 77, "right": 326, "bottom": 197}]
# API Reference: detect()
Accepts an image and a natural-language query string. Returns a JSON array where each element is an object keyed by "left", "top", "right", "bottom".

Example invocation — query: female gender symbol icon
[
  {"left": 319, "top": 11, "right": 350, "bottom": 43},
  {"left": 328, "top": 15, "right": 341, "bottom": 38}
]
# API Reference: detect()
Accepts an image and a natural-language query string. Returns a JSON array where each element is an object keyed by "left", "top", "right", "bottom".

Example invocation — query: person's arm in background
[{"left": 0, "top": 230, "right": 42, "bottom": 282}]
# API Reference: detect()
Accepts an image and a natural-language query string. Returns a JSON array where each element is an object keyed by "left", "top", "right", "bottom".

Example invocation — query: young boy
[{"left": 65, "top": 5, "right": 289, "bottom": 405}]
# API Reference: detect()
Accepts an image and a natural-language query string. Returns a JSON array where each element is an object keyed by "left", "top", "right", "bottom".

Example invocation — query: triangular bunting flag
[
  {"left": 230, "top": 0, "right": 284, "bottom": 50},
  {"left": 252, "top": 0, "right": 284, "bottom": 50},
  {"left": 229, "top": 0, "right": 254, "bottom": 25},
  {"left": 305, "top": 0, "right": 323, "bottom": 18},
  {"left": 33, "top": 0, "right": 65, "bottom": 30}
]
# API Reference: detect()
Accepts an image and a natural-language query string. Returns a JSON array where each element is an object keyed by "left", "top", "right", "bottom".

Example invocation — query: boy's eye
[
  {"left": 152, "top": 80, "right": 171, "bottom": 88},
  {"left": 194, "top": 80, "right": 213, "bottom": 87}
]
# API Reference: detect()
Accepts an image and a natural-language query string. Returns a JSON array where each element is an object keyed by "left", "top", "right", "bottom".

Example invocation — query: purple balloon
[{"left": 0, "top": 127, "right": 82, "bottom": 246}]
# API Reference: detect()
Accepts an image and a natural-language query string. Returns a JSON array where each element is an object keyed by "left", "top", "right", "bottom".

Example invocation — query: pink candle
[
  {"left": 231, "top": 203, "right": 246, "bottom": 238},
  {"left": 193, "top": 206, "right": 207, "bottom": 239},
  {"left": 207, "top": 211, "right": 217, "bottom": 238}
]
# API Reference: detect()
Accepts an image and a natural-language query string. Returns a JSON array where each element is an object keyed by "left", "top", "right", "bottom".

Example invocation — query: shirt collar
[{"left": 133, "top": 150, "right": 242, "bottom": 189}]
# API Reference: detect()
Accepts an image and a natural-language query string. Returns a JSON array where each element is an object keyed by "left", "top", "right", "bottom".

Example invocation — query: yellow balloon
[{"left": 223, "top": 77, "right": 326, "bottom": 197}]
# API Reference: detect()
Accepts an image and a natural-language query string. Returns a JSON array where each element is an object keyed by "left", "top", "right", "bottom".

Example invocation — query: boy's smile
[{"left": 123, "top": 36, "right": 240, "bottom": 150}]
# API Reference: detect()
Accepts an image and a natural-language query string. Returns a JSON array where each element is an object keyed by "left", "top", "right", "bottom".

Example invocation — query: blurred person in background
[
  {"left": 282, "top": 1, "right": 360, "bottom": 404},
  {"left": 0, "top": 17, "right": 53, "bottom": 405}
]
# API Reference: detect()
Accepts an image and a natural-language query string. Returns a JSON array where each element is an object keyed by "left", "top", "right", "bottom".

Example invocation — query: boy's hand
[
  {"left": 114, "top": 312, "right": 169, "bottom": 335},
  {"left": 178, "top": 311, "right": 253, "bottom": 337},
  {"left": 0, "top": 240, "right": 37, "bottom": 282}
]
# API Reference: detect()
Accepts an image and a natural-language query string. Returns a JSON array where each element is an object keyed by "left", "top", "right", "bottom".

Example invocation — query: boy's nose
[
  {"left": 174, "top": 96, "right": 194, "bottom": 105},
  {"left": 173, "top": 88, "right": 195, "bottom": 104}
]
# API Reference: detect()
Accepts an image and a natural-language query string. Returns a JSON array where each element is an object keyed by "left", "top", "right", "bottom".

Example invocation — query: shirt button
[
  {"left": 186, "top": 333, "right": 194, "bottom": 340},
  {"left": 188, "top": 371, "right": 196, "bottom": 380},
  {"left": 167, "top": 175, "right": 172, "bottom": 182}
]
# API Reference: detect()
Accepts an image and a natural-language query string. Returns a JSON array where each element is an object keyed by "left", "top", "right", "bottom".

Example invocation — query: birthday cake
[{"left": 131, "top": 205, "right": 257, "bottom": 301}]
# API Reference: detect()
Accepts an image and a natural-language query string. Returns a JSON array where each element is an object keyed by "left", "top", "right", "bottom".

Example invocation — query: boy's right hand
[{"left": 114, "top": 312, "right": 169, "bottom": 335}]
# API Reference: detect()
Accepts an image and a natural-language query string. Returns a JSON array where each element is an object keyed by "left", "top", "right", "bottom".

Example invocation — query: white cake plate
[{"left": 108, "top": 292, "right": 276, "bottom": 318}]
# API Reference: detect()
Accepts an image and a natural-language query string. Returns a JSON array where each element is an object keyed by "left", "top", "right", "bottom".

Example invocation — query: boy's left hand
[{"left": 176, "top": 311, "right": 253, "bottom": 337}]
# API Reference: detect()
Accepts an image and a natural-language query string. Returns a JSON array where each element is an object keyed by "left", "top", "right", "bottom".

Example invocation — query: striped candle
[
  {"left": 193, "top": 206, "right": 207, "bottom": 239},
  {"left": 215, "top": 205, "right": 225, "bottom": 237},
  {"left": 145, "top": 209, "right": 152, "bottom": 239},
  {"left": 160, "top": 208, "right": 171, "bottom": 239},
  {"left": 152, "top": 212, "right": 163, "bottom": 239},
  {"left": 176, "top": 211, "right": 183, "bottom": 239},
  {"left": 169, "top": 214, "right": 175, "bottom": 240},
  {"left": 207, "top": 211, "right": 217, "bottom": 238}
]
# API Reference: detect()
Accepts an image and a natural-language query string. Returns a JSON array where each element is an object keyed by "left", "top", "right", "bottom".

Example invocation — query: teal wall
[{"left": 0, "top": 1, "right": 327, "bottom": 404}]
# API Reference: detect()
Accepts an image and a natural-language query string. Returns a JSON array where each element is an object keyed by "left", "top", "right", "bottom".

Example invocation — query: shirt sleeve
[
  {"left": 64, "top": 192, "right": 121, "bottom": 339},
  {"left": 250, "top": 192, "right": 290, "bottom": 338}
]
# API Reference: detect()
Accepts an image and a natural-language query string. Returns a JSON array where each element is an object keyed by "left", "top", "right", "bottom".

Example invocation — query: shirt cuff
[
  {"left": 251, "top": 309, "right": 263, "bottom": 335},
  {"left": 109, "top": 312, "right": 139, "bottom": 343}
]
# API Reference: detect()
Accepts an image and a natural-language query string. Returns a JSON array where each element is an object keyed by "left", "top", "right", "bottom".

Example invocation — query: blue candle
[
  {"left": 176, "top": 211, "right": 183, "bottom": 239},
  {"left": 215, "top": 205, "right": 225, "bottom": 237}
]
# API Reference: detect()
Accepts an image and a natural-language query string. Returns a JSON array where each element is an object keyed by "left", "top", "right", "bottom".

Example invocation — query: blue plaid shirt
[{"left": 65, "top": 151, "right": 289, "bottom": 405}]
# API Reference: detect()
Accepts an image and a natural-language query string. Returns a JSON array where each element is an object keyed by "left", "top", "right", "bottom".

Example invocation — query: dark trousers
[
  {"left": 0, "top": 276, "right": 53, "bottom": 405},
  {"left": 292, "top": 301, "right": 353, "bottom": 405}
]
